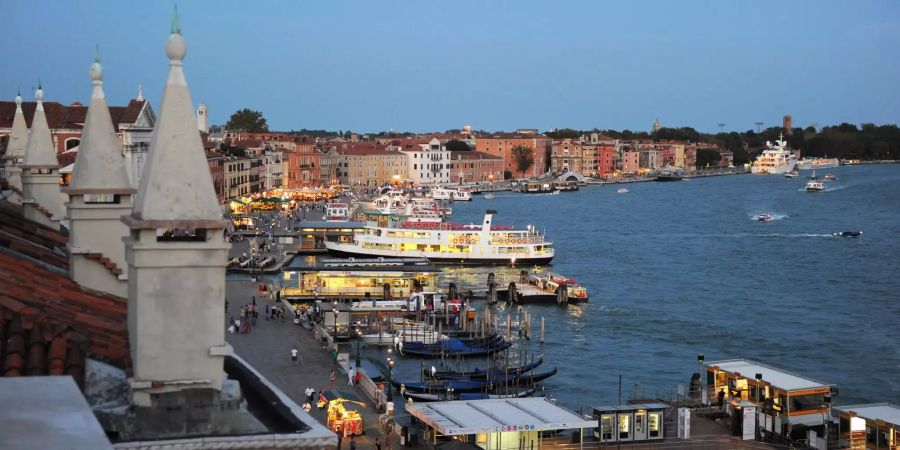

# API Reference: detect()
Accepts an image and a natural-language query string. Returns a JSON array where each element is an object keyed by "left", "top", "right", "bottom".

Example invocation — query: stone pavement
[{"left": 226, "top": 278, "right": 416, "bottom": 450}]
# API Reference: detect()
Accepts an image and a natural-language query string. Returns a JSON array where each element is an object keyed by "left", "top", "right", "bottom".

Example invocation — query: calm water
[{"left": 374, "top": 164, "right": 900, "bottom": 410}]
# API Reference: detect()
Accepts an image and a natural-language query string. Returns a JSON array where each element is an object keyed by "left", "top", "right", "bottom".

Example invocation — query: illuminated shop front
[
  {"left": 705, "top": 359, "right": 837, "bottom": 443},
  {"left": 281, "top": 258, "right": 439, "bottom": 299},
  {"left": 407, "top": 398, "right": 596, "bottom": 450}
]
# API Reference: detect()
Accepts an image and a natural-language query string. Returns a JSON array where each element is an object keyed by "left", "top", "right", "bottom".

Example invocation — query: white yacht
[
  {"left": 324, "top": 210, "right": 554, "bottom": 265},
  {"left": 797, "top": 157, "right": 839, "bottom": 170},
  {"left": 752, "top": 134, "right": 798, "bottom": 175}
]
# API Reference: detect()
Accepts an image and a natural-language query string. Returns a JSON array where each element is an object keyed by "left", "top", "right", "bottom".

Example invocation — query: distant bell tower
[
  {"left": 197, "top": 102, "right": 209, "bottom": 133},
  {"left": 783, "top": 115, "right": 793, "bottom": 136},
  {"left": 652, "top": 118, "right": 662, "bottom": 133},
  {"left": 123, "top": 9, "right": 232, "bottom": 411}
]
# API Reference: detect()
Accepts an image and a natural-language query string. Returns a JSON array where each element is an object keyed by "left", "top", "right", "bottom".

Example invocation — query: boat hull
[
  {"left": 751, "top": 163, "right": 796, "bottom": 175},
  {"left": 325, "top": 245, "right": 553, "bottom": 266},
  {"left": 654, "top": 175, "right": 684, "bottom": 182}
]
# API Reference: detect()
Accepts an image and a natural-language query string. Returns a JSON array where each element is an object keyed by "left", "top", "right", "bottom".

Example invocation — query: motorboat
[
  {"left": 483, "top": 193, "right": 495, "bottom": 200},
  {"left": 756, "top": 213, "right": 773, "bottom": 222},
  {"left": 655, "top": 167, "right": 685, "bottom": 181},
  {"left": 806, "top": 172, "right": 825, "bottom": 192},
  {"left": 617, "top": 188, "right": 629, "bottom": 194},
  {"left": 784, "top": 170, "right": 799, "bottom": 178},
  {"left": 752, "top": 134, "right": 798, "bottom": 175},
  {"left": 325, "top": 202, "right": 350, "bottom": 222},
  {"left": 325, "top": 210, "right": 554, "bottom": 265},
  {"left": 833, "top": 231, "right": 862, "bottom": 238},
  {"left": 824, "top": 173, "right": 837, "bottom": 180},
  {"left": 502, "top": 272, "right": 589, "bottom": 305}
]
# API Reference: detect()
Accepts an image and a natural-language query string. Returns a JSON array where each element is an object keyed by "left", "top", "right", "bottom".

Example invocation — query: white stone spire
[
  {"left": 69, "top": 47, "right": 133, "bottom": 193},
  {"left": 5, "top": 89, "right": 28, "bottom": 161},
  {"left": 123, "top": 8, "right": 231, "bottom": 407},
  {"left": 21, "top": 82, "right": 63, "bottom": 228},
  {"left": 21, "top": 83, "right": 59, "bottom": 168},
  {"left": 136, "top": 82, "right": 144, "bottom": 101},
  {"left": 131, "top": 8, "right": 221, "bottom": 221},
  {"left": 66, "top": 48, "right": 135, "bottom": 297}
]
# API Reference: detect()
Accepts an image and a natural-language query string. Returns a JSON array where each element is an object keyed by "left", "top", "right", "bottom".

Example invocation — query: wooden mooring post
[{"left": 540, "top": 316, "right": 545, "bottom": 343}]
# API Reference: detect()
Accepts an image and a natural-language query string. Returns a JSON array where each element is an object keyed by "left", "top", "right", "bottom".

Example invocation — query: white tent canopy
[{"left": 406, "top": 398, "right": 596, "bottom": 436}]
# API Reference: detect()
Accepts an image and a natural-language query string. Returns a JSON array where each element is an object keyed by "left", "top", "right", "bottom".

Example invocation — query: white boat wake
[{"left": 748, "top": 212, "right": 789, "bottom": 221}]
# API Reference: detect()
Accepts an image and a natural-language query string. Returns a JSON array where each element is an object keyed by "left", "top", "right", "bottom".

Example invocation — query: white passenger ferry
[
  {"left": 751, "top": 134, "right": 798, "bottom": 175},
  {"left": 430, "top": 187, "right": 472, "bottom": 202},
  {"left": 796, "top": 157, "right": 839, "bottom": 170},
  {"left": 324, "top": 210, "right": 554, "bottom": 265}
]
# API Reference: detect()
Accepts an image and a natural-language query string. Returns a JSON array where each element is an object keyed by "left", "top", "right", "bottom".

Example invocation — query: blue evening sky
[{"left": 1, "top": 1, "right": 898, "bottom": 133}]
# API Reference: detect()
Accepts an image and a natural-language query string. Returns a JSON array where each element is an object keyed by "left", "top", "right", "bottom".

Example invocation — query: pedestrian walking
[
  {"left": 291, "top": 348, "right": 299, "bottom": 365},
  {"left": 265, "top": 304, "right": 270, "bottom": 320},
  {"left": 330, "top": 369, "right": 336, "bottom": 389},
  {"left": 347, "top": 367, "right": 355, "bottom": 386},
  {"left": 375, "top": 438, "right": 381, "bottom": 450},
  {"left": 349, "top": 436, "right": 356, "bottom": 450},
  {"left": 305, "top": 386, "right": 315, "bottom": 404},
  {"left": 336, "top": 433, "right": 342, "bottom": 450}
]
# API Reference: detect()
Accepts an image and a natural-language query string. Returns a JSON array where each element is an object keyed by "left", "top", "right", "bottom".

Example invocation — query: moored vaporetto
[{"left": 324, "top": 210, "right": 554, "bottom": 265}]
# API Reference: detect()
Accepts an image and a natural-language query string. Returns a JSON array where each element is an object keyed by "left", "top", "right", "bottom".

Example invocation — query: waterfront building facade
[
  {"left": 475, "top": 131, "right": 550, "bottom": 179},
  {"left": 551, "top": 139, "right": 585, "bottom": 174},
  {"left": 622, "top": 150, "right": 640, "bottom": 174},
  {"left": 396, "top": 138, "right": 451, "bottom": 184},
  {"left": 448, "top": 150, "right": 504, "bottom": 183}
]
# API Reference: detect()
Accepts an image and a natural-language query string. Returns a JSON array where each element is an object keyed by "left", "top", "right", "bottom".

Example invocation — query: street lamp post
[
  {"left": 332, "top": 307, "right": 339, "bottom": 340},
  {"left": 386, "top": 348, "right": 394, "bottom": 402},
  {"left": 697, "top": 353, "right": 705, "bottom": 402},
  {"left": 355, "top": 322, "right": 362, "bottom": 368}
]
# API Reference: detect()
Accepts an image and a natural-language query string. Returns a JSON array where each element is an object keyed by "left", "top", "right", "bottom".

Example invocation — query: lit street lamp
[
  {"left": 355, "top": 322, "right": 362, "bottom": 368},
  {"left": 386, "top": 348, "right": 394, "bottom": 402},
  {"left": 332, "top": 307, "right": 339, "bottom": 339}
]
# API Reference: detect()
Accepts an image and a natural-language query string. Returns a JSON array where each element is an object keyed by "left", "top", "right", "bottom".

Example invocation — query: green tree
[
  {"left": 511, "top": 145, "right": 534, "bottom": 178},
  {"left": 445, "top": 139, "right": 471, "bottom": 152},
  {"left": 695, "top": 149, "right": 721, "bottom": 168},
  {"left": 225, "top": 108, "right": 268, "bottom": 132}
]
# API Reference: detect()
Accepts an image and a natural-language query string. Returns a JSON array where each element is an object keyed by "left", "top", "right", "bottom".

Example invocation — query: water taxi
[
  {"left": 324, "top": 210, "right": 554, "bottom": 265},
  {"left": 806, "top": 172, "right": 825, "bottom": 192},
  {"left": 784, "top": 170, "right": 799, "bottom": 178},
  {"left": 325, "top": 202, "right": 350, "bottom": 222},
  {"left": 752, "top": 134, "right": 798, "bottom": 175},
  {"left": 824, "top": 173, "right": 837, "bottom": 180},
  {"left": 756, "top": 213, "right": 773, "bottom": 222}
]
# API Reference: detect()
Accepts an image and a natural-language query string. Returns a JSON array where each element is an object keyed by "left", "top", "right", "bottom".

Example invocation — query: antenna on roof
[{"left": 755, "top": 121, "right": 764, "bottom": 134}]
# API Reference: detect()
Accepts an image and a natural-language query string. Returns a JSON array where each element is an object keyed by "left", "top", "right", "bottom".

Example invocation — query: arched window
[{"left": 65, "top": 138, "right": 80, "bottom": 151}]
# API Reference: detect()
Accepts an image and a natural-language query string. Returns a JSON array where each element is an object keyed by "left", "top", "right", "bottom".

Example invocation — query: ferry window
[{"left": 707, "top": 371, "right": 715, "bottom": 387}]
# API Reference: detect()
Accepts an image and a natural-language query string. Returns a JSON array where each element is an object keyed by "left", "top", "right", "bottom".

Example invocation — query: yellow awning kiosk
[
  {"left": 704, "top": 358, "right": 836, "bottom": 444},
  {"left": 832, "top": 403, "right": 899, "bottom": 450},
  {"left": 406, "top": 398, "right": 597, "bottom": 449}
]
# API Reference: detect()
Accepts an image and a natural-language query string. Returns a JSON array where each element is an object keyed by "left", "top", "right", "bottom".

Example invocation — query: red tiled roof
[
  {"left": 0, "top": 99, "right": 146, "bottom": 131},
  {"left": 0, "top": 250, "right": 130, "bottom": 386},
  {"left": 57, "top": 151, "right": 78, "bottom": 168},
  {"left": 450, "top": 151, "right": 502, "bottom": 160},
  {"left": 0, "top": 202, "right": 69, "bottom": 270},
  {"left": 476, "top": 132, "right": 549, "bottom": 140}
]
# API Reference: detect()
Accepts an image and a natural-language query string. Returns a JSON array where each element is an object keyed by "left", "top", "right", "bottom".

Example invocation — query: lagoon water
[{"left": 383, "top": 164, "right": 900, "bottom": 410}]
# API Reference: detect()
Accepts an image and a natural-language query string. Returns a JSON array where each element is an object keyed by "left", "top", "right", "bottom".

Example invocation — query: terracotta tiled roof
[
  {"left": 57, "top": 151, "right": 78, "bottom": 168},
  {"left": 450, "top": 151, "right": 502, "bottom": 160},
  {"left": 0, "top": 251, "right": 129, "bottom": 387},
  {"left": 0, "top": 202, "right": 69, "bottom": 270},
  {"left": 476, "top": 132, "right": 549, "bottom": 140},
  {"left": 108, "top": 99, "right": 147, "bottom": 128},
  {"left": 0, "top": 99, "right": 146, "bottom": 131}
]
